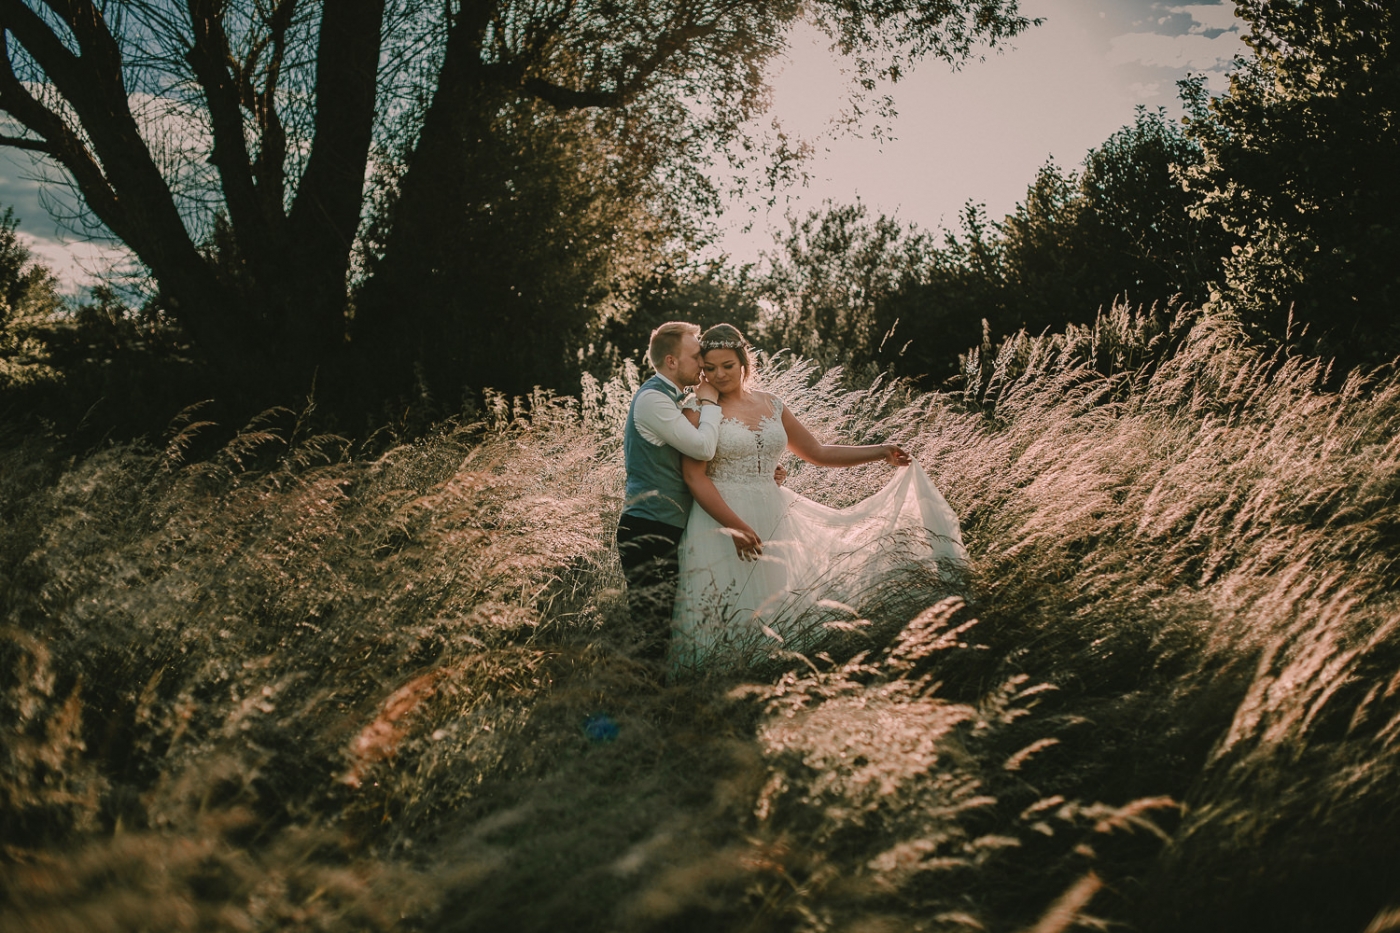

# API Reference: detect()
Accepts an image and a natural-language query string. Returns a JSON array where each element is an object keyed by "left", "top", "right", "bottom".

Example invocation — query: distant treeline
[
  {"left": 0, "top": 0, "right": 1395, "bottom": 430},
  {"left": 624, "top": 0, "right": 1396, "bottom": 388},
  {"left": 609, "top": 2, "right": 1399, "bottom": 389}
]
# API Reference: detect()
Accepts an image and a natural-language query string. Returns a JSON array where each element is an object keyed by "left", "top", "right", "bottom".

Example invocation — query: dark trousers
[{"left": 616, "top": 514, "right": 685, "bottom": 661}]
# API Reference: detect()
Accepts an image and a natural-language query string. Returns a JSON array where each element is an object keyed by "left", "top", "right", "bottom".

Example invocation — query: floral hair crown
[{"left": 701, "top": 338, "right": 748, "bottom": 351}]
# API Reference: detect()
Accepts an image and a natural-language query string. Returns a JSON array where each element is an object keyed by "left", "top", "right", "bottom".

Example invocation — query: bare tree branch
[
  {"left": 0, "top": 132, "right": 53, "bottom": 153},
  {"left": 493, "top": 13, "right": 721, "bottom": 112},
  {"left": 186, "top": 0, "right": 279, "bottom": 281},
  {"left": 242, "top": 0, "right": 297, "bottom": 224},
  {"left": 0, "top": 18, "right": 127, "bottom": 237}
]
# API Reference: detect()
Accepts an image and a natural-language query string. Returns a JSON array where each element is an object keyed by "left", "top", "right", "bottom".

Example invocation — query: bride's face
[{"left": 701, "top": 349, "right": 746, "bottom": 393}]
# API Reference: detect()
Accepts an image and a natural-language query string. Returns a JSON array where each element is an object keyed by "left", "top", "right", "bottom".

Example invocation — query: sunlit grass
[{"left": 4, "top": 302, "right": 1399, "bottom": 931}]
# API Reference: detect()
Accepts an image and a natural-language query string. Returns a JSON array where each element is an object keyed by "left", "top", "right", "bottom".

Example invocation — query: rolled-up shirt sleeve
[{"left": 634, "top": 390, "right": 722, "bottom": 460}]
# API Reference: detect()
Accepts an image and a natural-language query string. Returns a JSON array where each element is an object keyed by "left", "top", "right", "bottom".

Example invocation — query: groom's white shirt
[{"left": 634, "top": 373, "right": 722, "bottom": 460}]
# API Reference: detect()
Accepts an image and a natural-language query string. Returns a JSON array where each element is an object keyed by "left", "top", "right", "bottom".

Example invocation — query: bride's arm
[
  {"left": 781, "top": 405, "right": 911, "bottom": 468},
  {"left": 681, "top": 456, "right": 763, "bottom": 559}
]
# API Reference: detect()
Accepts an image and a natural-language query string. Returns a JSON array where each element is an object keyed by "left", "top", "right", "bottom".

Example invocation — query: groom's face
[{"left": 673, "top": 333, "right": 704, "bottom": 387}]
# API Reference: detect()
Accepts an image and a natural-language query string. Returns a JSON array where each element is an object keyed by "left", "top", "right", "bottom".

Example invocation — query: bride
[{"left": 670, "top": 323, "right": 968, "bottom": 672}]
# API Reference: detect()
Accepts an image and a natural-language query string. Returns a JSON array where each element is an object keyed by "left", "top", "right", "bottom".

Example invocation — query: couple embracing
[{"left": 616, "top": 321, "right": 967, "bottom": 674}]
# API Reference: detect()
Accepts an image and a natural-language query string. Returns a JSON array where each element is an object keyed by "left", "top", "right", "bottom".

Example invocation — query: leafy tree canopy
[
  {"left": 1182, "top": 0, "right": 1399, "bottom": 367},
  {"left": 0, "top": 0, "right": 1035, "bottom": 413},
  {"left": 758, "top": 106, "right": 1227, "bottom": 387}
]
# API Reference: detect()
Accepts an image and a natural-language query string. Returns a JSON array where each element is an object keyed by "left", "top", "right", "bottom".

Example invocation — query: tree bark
[
  {"left": 1, "top": 1, "right": 383, "bottom": 403},
  {"left": 0, "top": 1, "right": 255, "bottom": 371},
  {"left": 283, "top": 0, "right": 384, "bottom": 371},
  {"left": 351, "top": 3, "right": 488, "bottom": 377}
]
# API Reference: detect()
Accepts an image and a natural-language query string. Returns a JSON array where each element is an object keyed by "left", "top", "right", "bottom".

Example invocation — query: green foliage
[
  {"left": 759, "top": 201, "right": 932, "bottom": 374},
  {"left": 0, "top": 209, "right": 55, "bottom": 317},
  {"left": 1182, "top": 0, "right": 1400, "bottom": 367},
  {"left": 5, "top": 310, "right": 1400, "bottom": 930},
  {"left": 0, "top": 208, "right": 65, "bottom": 392},
  {"left": 993, "top": 107, "right": 1226, "bottom": 328},
  {"left": 355, "top": 94, "right": 676, "bottom": 403},
  {"left": 585, "top": 259, "right": 763, "bottom": 380},
  {"left": 1078, "top": 108, "right": 1226, "bottom": 299},
  {"left": 757, "top": 107, "right": 1227, "bottom": 387}
]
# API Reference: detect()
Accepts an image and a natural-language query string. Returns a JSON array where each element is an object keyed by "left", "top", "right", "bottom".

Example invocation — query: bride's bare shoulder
[{"left": 753, "top": 390, "right": 786, "bottom": 412}]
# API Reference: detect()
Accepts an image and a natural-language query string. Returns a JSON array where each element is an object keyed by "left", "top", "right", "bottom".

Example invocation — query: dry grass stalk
[{"left": 3, "top": 303, "right": 1398, "bottom": 930}]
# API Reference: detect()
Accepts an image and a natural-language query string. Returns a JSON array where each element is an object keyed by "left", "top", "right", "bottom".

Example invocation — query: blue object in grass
[{"left": 583, "top": 712, "right": 620, "bottom": 743}]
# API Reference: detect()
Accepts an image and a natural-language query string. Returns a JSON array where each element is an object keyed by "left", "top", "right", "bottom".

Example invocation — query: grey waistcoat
[{"left": 622, "top": 375, "right": 692, "bottom": 529}]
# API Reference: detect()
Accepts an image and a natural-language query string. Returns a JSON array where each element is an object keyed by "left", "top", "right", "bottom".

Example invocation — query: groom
[{"left": 617, "top": 322, "right": 723, "bottom": 661}]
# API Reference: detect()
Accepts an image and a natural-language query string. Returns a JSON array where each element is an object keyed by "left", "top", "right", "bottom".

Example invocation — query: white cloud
[
  {"left": 18, "top": 231, "right": 133, "bottom": 293},
  {"left": 1107, "top": 31, "right": 1244, "bottom": 71},
  {"left": 1168, "top": 4, "right": 1241, "bottom": 35}
]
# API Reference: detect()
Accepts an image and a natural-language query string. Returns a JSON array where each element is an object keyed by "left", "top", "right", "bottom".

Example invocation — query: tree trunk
[
  {"left": 278, "top": 0, "right": 384, "bottom": 380},
  {"left": 351, "top": 11, "right": 494, "bottom": 401},
  {"left": 1, "top": 0, "right": 383, "bottom": 409}
]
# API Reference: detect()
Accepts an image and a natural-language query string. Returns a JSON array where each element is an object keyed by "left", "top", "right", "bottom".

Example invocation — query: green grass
[{"left": 3, "top": 304, "right": 1400, "bottom": 931}]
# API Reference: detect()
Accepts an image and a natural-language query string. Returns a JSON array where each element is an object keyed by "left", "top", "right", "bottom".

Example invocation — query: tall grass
[{"left": 3, "top": 303, "right": 1399, "bottom": 931}]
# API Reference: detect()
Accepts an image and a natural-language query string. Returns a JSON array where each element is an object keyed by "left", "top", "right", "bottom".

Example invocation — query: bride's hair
[{"left": 700, "top": 323, "right": 753, "bottom": 378}]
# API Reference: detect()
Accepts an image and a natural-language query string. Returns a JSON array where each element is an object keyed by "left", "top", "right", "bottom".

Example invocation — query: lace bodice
[{"left": 708, "top": 395, "right": 786, "bottom": 486}]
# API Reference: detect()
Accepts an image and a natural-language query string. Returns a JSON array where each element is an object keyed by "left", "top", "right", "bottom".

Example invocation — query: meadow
[{"left": 3, "top": 303, "right": 1399, "bottom": 932}]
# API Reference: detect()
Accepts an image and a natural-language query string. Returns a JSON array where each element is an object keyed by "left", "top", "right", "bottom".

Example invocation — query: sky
[
  {"left": 711, "top": 0, "right": 1247, "bottom": 264},
  {"left": 0, "top": 0, "right": 1248, "bottom": 291}
]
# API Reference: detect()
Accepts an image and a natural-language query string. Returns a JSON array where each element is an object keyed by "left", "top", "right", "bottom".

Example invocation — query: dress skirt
[{"left": 670, "top": 462, "right": 966, "bottom": 672}]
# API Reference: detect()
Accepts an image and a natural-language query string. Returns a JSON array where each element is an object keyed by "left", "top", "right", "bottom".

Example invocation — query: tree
[
  {"left": 0, "top": 0, "right": 385, "bottom": 402},
  {"left": 760, "top": 200, "right": 931, "bottom": 372},
  {"left": 0, "top": 206, "right": 53, "bottom": 316},
  {"left": 1181, "top": 0, "right": 1400, "bottom": 367},
  {"left": 1077, "top": 106, "right": 1225, "bottom": 309},
  {"left": 0, "top": 205, "right": 61, "bottom": 336},
  {"left": 0, "top": 1, "right": 1034, "bottom": 410},
  {"left": 353, "top": 90, "right": 674, "bottom": 403},
  {"left": 588, "top": 259, "right": 763, "bottom": 379},
  {"left": 757, "top": 106, "right": 1229, "bottom": 387},
  {"left": 990, "top": 106, "right": 1227, "bottom": 336},
  {"left": 992, "top": 158, "right": 1087, "bottom": 334}
]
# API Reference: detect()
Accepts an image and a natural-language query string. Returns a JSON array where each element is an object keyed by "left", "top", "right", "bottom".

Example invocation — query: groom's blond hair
[{"left": 648, "top": 321, "right": 700, "bottom": 370}]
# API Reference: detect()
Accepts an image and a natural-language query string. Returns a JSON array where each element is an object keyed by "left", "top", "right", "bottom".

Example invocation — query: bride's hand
[
  {"left": 884, "top": 445, "right": 912, "bottom": 467},
  {"left": 726, "top": 524, "right": 763, "bottom": 561}
]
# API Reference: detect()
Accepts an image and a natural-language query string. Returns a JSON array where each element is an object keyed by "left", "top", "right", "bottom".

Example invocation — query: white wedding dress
[{"left": 670, "top": 395, "right": 967, "bottom": 672}]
